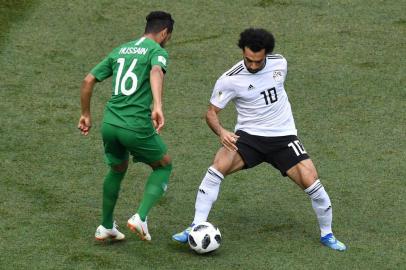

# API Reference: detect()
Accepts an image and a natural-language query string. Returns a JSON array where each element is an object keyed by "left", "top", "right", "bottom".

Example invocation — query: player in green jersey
[{"left": 78, "top": 11, "right": 174, "bottom": 242}]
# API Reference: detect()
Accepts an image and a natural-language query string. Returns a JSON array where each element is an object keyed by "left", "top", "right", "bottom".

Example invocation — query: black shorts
[{"left": 235, "top": 130, "right": 310, "bottom": 176}]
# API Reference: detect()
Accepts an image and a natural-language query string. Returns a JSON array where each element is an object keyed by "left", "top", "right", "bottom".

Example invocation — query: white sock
[
  {"left": 192, "top": 166, "right": 224, "bottom": 225},
  {"left": 304, "top": 179, "right": 333, "bottom": 237}
]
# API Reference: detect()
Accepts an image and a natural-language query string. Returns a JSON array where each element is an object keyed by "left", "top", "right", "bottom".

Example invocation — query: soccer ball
[{"left": 188, "top": 222, "right": 221, "bottom": 254}]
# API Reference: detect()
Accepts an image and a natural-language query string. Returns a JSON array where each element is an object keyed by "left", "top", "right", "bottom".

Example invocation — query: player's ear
[{"left": 161, "top": 28, "right": 168, "bottom": 39}]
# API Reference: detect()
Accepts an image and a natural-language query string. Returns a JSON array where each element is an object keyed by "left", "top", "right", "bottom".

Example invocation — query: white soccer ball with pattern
[{"left": 188, "top": 222, "right": 221, "bottom": 254}]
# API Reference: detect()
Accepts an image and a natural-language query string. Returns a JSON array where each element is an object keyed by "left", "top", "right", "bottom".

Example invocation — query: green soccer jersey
[{"left": 90, "top": 37, "right": 169, "bottom": 133}]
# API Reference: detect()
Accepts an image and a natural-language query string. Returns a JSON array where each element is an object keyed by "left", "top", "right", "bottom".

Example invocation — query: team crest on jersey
[
  {"left": 158, "top": 55, "right": 167, "bottom": 66},
  {"left": 273, "top": 70, "right": 283, "bottom": 82}
]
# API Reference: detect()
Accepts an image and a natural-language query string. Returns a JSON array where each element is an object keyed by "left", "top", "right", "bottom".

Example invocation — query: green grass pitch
[{"left": 1, "top": 0, "right": 405, "bottom": 269}]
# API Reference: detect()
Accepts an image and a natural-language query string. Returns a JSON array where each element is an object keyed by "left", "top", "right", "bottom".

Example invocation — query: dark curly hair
[
  {"left": 145, "top": 11, "right": 175, "bottom": 34},
  {"left": 238, "top": 28, "right": 275, "bottom": 53}
]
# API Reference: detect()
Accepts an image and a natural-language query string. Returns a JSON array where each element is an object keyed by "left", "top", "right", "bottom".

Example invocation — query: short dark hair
[
  {"left": 144, "top": 11, "right": 174, "bottom": 34},
  {"left": 238, "top": 28, "right": 275, "bottom": 54}
]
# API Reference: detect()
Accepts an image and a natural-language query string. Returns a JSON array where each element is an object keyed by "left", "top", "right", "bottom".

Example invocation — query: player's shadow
[
  {"left": 167, "top": 241, "right": 222, "bottom": 257},
  {"left": 93, "top": 239, "right": 127, "bottom": 246},
  {"left": 167, "top": 241, "right": 191, "bottom": 254}
]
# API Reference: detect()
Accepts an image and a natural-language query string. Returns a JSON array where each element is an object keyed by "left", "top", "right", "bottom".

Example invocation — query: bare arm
[
  {"left": 150, "top": 65, "right": 164, "bottom": 110},
  {"left": 150, "top": 65, "right": 165, "bottom": 132},
  {"left": 206, "top": 104, "right": 239, "bottom": 151},
  {"left": 78, "top": 73, "right": 97, "bottom": 136}
]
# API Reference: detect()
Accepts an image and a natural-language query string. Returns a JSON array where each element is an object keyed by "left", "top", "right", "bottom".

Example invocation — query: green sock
[
  {"left": 102, "top": 168, "right": 126, "bottom": 229},
  {"left": 137, "top": 163, "right": 172, "bottom": 221}
]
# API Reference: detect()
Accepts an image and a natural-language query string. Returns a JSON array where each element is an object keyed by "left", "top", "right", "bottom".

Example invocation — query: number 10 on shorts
[{"left": 288, "top": 140, "right": 307, "bottom": 156}]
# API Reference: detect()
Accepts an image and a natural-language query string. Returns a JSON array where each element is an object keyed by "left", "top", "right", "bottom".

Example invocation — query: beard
[
  {"left": 247, "top": 67, "right": 261, "bottom": 73},
  {"left": 244, "top": 59, "right": 266, "bottom": 74}
]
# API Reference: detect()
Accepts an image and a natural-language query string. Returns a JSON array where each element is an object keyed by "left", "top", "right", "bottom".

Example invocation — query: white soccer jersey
[{"left": 210, "top": 54, "right": 297, "bottom": 137}]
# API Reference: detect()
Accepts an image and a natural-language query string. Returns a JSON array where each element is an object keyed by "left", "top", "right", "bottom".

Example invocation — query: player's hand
[
  {"left": 219, "top": 129, "right": 239, "bottom": 152},
  {"left": 152, "top": 108, "right": 164, "bottom": 133},
  {"left": 78, "top": 115, "right": 91, "bottom": 136}
]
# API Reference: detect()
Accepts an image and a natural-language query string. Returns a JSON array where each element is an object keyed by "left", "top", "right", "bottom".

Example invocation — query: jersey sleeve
[
  {"left": 278, "top": 56, "right": 288, "bottom": 81},
  {"left": 281, "top": 57, "right": 287, "bottom": 81},
  {"left": 150, "top": 48, "right": 169, "bottom": 73},
  {"left": 90, "top": 56, "right": 113, "bottom": 82},
  {"left": 272, "top": 56, "right": 288, "bottom": 83},
  {"left": 209, "top": 77, "right": 235, "bottom": 109}
]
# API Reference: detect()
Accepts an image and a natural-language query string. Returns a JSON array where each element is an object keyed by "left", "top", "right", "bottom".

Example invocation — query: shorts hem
[{"left": 280, "top": 155, "right": 310, "bottom": 176}]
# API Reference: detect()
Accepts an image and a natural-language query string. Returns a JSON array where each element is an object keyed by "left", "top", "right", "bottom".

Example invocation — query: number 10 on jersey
[
  {"left": 114, "top": 58, "right": 138, "bottom": 96},
  {"left": 260, "top": 87, "right": 278, "bottom": 105}
]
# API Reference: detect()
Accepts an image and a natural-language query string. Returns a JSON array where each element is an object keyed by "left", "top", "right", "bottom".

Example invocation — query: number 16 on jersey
[{"left": 114, "top": 58, "right": 138, "bottom": 96}]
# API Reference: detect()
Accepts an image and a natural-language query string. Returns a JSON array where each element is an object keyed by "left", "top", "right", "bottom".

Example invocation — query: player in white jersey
[
  {"left": 212, "top": 54, "right": 296, "bottom": 137},
  {"left": 173, "top": 28, "right": 346, "bottom": 251}
]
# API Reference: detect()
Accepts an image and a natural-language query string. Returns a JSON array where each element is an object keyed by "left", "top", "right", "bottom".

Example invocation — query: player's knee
[
  {"left": 301, "top": 172, "right": 318, "bottom": 189},
  {"left": 211, "top": 162, "right": 229, "bottom": 176},
  {"left": 150, "top": 154, "right": 172, "bottom": 170},
  {"left": 303, "top": 159, "right": 318, "bottom": 179},
  {"left": 305, "top": 170, "right": 318, "bottom": 183},
  {"left": 161, "top": 154, "right": 172, "bottom": 167},
  {"left": 299, "top": 162, "right": 318, "bottom": 184},
  {"left": 112, "top": 160, "right": 128, "bottom": 173},
  {"left": 308, "top": 168, "right": 319, "bottom": 182},
  {"left": 162, "top": 162, "right": 173, "bottom": 172}
]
